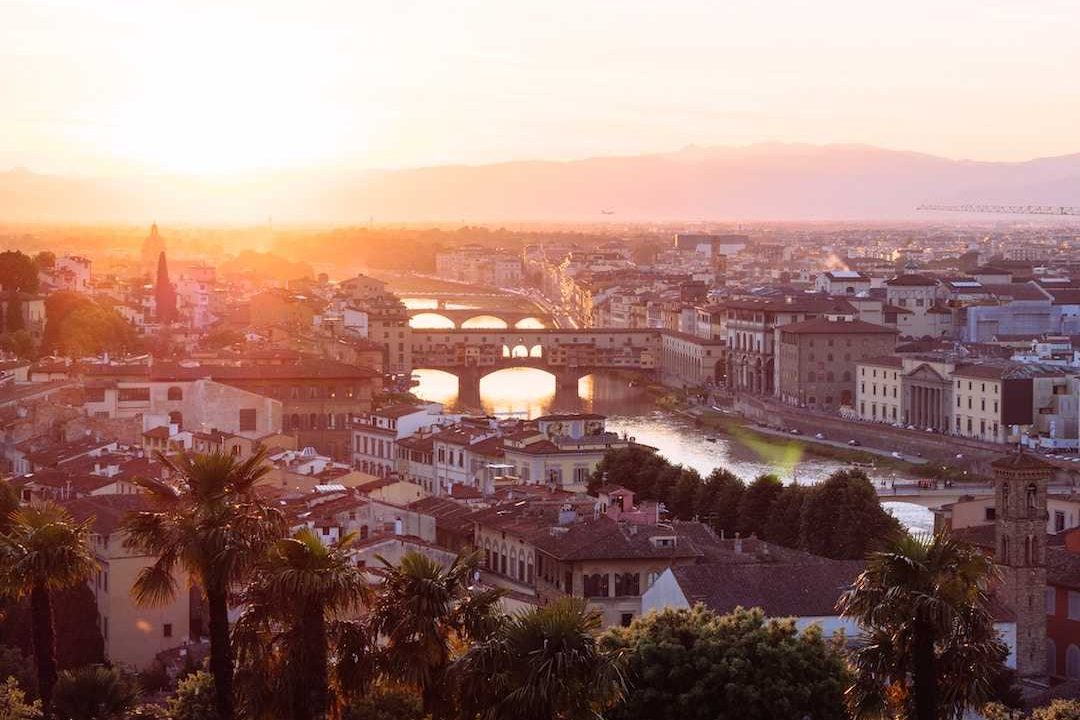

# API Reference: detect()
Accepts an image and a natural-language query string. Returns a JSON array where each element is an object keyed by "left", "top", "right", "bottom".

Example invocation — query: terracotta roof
[
  {"left": 1047, "top": 546, "right": 1080, "bottom": 591},
  {"left": 62, "top": 494, "right": 152, "bottom": 535},
  {"left": 668, "top": 559, "right": 864, "bottom": 617},
  {"left": 372, "top": 404, "right": 427, "bottom": 419},
  {"left": 860, "top": 355, "right": 903, "bottom": 368},
  {"left": 953, "top": 362, "right": 1064, "bottom": 380},
  {"left": 779, "top": 318, "right": 898, "bottom": 335},
  {"left": 990, "top": 450, "right": 1056, "bottom": 472}
]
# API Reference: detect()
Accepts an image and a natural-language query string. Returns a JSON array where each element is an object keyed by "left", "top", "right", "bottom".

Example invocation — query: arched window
[
  {"left": 1001, "top": 535, "right": 1010, "bottom": 563},
  {"left": 484, "top": 539, "right": 491, "bottom": 569},
  {"left": 510, "top": 548, "right": 518, "bottom": 579},
  {"left": 1002, "top": 482, "right": 1010, "bottom": 507},
  {"left": 167, "top": 386, "right": 183, "bottom": 401},
  {"left": 500, "top": 543, "right": 508, "bottom": 575},
  {"left": 168, "top": 410, "right": 183, "bottom": 428},
  {"left": 1027, "top": 483, "right": 1038, "bottom": 511},
  {"left": 290, "top": 414, "right": 300, "bottom": 431},
  {"left": 309, "top": 413, "right": 318, "bottom": 429},
  {"left": 1067, "top": 644, "right": 1080, "bottom": 679},
  {"left": 1024, "top": 535, "right": 1033, "bottom": 566}
]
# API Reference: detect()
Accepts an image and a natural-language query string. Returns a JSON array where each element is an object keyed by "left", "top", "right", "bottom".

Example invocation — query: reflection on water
[
  {"left": 411, "top": 366, "right": 932, "bottom": 531},
  {"left": 461, "top": 315, "right": 509, "bottom": 329},
  {"left": 408, "top": 312, "right": 455, "bottom": 329}
]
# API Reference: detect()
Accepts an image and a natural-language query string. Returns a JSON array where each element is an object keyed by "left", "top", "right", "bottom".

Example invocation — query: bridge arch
[
  {"left": 514, "top": 316, "right": 546, "bottom": 329},
  {"left": 408, "top": 312, "right": 456, "bottom": 329},
  {"left": 461, "top": 315, "right": 509, "bottom": 329}
]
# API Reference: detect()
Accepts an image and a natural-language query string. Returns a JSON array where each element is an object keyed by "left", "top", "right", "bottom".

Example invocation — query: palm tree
[
  {"left": 0, "top": 502, "right": 97, "bottom": 713},
  {"left": 233, "top": 529, "right": 370, "bottom": 720},
  {"left": 838, "top": 532, "right": 1006, "bottom": 720},
  {"left": 451, "top": 598, "right": 625, "bottom": 720},
  {"left": 122, "top": 449, "right": 284, "bottom": 720},
  {"left": 365, "top": 550, "right": 504, "bottom": 719}
]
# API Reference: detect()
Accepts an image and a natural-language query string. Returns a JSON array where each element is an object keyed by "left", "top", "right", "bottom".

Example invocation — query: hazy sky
[{"left": 3, "top": 0, "right": 1079, "bottom": 175}]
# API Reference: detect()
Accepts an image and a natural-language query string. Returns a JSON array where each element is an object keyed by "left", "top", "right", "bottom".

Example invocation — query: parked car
[
  {"left": 815, "top": 432, "right": 826, "bottom": 440},
  {"left": 848, "top": 439, "right": 861, "bottom": 446}
]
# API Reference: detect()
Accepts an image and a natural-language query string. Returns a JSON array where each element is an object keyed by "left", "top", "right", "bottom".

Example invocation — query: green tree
[
  {"left": 233, "top": 529, "right": 370, "bottom": 720},
  {"left": 31, "top": 253, "right": 54, "bottom": 271},
  {"left": 0, "top": 252, "right": 39, "bottom": 294},
  {"left": 341, "top": 685, "right": 423, "bottom": 720},
  {"left": 737, "top": 474, "right": 783, "bottom": 538},
  {"left": 0, "top": 482, "right": 18, "bottom": 535},
  {"left": 0, "top": 503, "right": 97, "bottom": 714},
  {"left": 5, "top": 330, "right": 36, "bottom": 360},
  {"left": 0, "top": 645, "right": 37, "bottom": 699},
  {"left": 800, "top": 469, "right": 901, "bottom": 559},
  {"left": 452, "top": 598, "right": 625, "bottom": 720},
  {"left": 601, "top": 605, "right": 849, "bottom": 720},
  {"left": 0, "top": 676, "right": 41, "bottom": 720},
  {"left": 1033, "top": 701, "right": 1080, "bottom": 720},
  {"left": 166, "top": 671, "right": 219, "bottom": 720},
  {"left": 838, "top": 532, "right": 1006, "bottom": 720},
  {"left": 761, "top": 483, "right": 808, "bottom": 548},
  {"left": 4, "top": 301, "right": 22, "bottom": 334},
  {"left": 695, "top": 468, "right": 744, "bottom": 538},
  {"left": 362, "top": 551, "right": 504, "bottom": 719},
  {"left": 669, "top": 468, "right": 703, "bottom": 520},
  {"left": 122, "top": 450, "right": 285, "bottom": 720},
  {"left": 50, "top": 665, "right": 140, "bottom": 720},
  {"left": 0, "top": 584, "right": 105, "bottom": 673}
]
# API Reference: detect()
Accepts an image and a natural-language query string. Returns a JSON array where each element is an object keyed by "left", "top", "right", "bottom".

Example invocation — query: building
[
  {"left": 722, "top": 296, "right": 858, "bottom": 395},
  {"left": 643, "top": 557, "right": 864, "bottom": 636},
  {"left": 776, "top": 318, "right": 898, "bottom": 412},
  {"left": 473, "top": 488, "right": 726, "bottom": 627},
  {"left": 64, "top": 495, "right": 192, "bottom": 670},
  {"left": 351, "top": 403, "right": 449, "bottom": 477},
  {"left": 815, "top": 270, "right": 872, "bottom": 296}
]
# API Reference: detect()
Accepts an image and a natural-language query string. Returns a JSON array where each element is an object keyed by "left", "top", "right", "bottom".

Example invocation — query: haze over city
[{"left": 2, "top": 2, "right": 1080, "bottom": 720}]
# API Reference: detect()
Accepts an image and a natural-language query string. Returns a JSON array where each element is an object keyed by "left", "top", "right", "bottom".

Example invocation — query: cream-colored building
[
  {"left": 855, "top": 356, "right": 904, "bottom": 424},
  {"left": 64, "top": 495, "right": 192, "bottom": 670}
]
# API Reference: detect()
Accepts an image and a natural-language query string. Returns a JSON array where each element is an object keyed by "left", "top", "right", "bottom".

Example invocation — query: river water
[{"left": 410, "top": 365, "right": 932, "bottom": 532}]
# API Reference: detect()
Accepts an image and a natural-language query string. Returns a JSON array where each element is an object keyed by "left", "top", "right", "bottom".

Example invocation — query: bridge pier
[
  {"left": 551, "top": 368, "right": 583, "bottom": 411},
  {"left": 456, "top": 366, "right": 483, "bottom": 411}
]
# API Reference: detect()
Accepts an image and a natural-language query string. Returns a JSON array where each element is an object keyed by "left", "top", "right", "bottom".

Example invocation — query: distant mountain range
[{"left": 3, "top": 143, "right": 1080, "bottom": 223}]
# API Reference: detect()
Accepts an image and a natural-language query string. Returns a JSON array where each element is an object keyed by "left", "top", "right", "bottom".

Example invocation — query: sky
[{"left": 3, "top": 0, "right": 1080, "bottom": 176}]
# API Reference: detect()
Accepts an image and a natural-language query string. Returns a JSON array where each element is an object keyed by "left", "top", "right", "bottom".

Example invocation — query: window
[
  {"left": 1027, "top": 484, "right": 1038, "bottom": 511},
  {"left": 1056, "top": 511, "right": 1066, "bottom": 533},
  {"left": 620, "top": 613, "right": 634, "bottom": 628},
  {"left": 167, "top": 386, "right": 183, "bottom": 401},
  {"left": 238, "top": 408, "right": 257, "bottom": 432},
  {"left": 1069, "top": 645, "right": 1080, "bottom": 679},
  {"left": 1069, "top": 591, "right": 1080, "bottom": 621},
  {"left": 583, "top": 573, "right": 609, "bottom": 598},
  {"left": 1047, "top": 587, "right": 1057, "bottom": 616},
  {"left": 164, "top": 623, "right": 173, "bottom": 638},
  {"left": 118, "top": 387, "right": 150, "bottom": 402}
]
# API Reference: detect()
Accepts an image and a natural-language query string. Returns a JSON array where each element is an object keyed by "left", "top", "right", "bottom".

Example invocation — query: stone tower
[{"left": 992, "top": 449, "right": 1053, "bottom": 678}]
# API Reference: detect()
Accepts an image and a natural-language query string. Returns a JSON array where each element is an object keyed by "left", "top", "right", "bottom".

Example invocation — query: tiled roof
[
  {"left": 669, "top": 559, "right": 864, "bottom": 617},
  {"left": 372, "top": 404, "right": 427, "bottom": 419},
  {"left": 859, "top": 355, "right": 903, "bottom": 368},
  {"left": 62, "top": 494, "right": 152, "bottom": 535},
  {"left": 779, "top": 318, "right": 898, "bottom": 335},
  {"left": 990, "top": 450, "right": 1056, "bottom": 472}
]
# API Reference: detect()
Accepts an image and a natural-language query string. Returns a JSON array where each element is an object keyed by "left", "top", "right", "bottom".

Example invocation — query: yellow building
[{"left": 64, "top": 495, "right": 192, "bottom": 670}]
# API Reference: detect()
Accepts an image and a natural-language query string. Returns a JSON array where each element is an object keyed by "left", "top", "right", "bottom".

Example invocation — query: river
[{"left": 409, "top": 364, "right": 932, "bottom": 532}]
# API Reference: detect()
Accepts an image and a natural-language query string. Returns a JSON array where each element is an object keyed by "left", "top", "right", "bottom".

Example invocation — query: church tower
[{"left": 992, "top": 449, "right": 1052, "bottom": 678}]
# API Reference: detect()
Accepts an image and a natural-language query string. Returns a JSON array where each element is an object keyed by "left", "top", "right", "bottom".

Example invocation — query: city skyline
[{"left": 3, "top": 0, "right": 1080, "bottom": 177}]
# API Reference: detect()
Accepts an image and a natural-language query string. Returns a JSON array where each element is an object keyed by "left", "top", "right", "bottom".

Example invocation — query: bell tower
[{"left": 991, "top": 449, "right": 1052, "bottom": 678}]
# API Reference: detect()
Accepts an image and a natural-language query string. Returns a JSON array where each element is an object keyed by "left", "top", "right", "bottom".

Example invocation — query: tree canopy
[
  {"left": 42, "top": 292, "right": 136, "bottom": 357},
  {"left": 600, "top": 606, "right": 849, "bottom": 720},
  {"left": 591, "top": 448, "right": 901, "bottom": 559},
  {"left": 0, "top": 251, "right": 39, "bottom": 294}
]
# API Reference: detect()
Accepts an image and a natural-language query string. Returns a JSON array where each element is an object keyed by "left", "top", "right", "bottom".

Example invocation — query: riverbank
[{"left": 688, "top": 406, "right": 986, "bottom": 483}]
